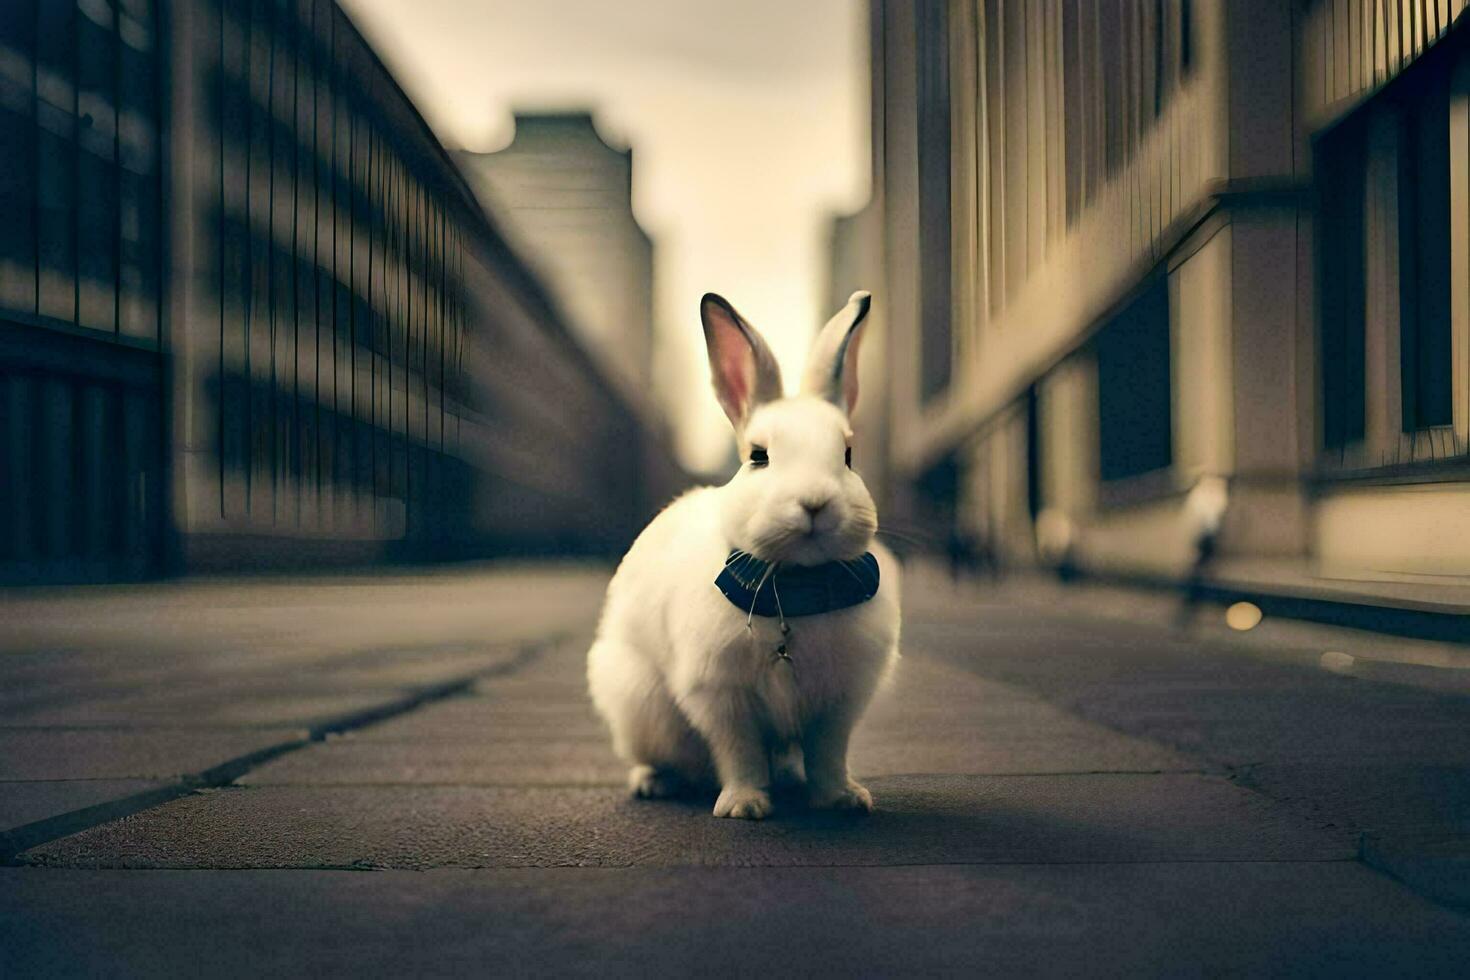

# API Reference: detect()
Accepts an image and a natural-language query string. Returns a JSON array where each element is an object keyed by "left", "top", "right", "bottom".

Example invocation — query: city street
[{"left": 4, "top": 564, "right": 1470, "bottom": 976}]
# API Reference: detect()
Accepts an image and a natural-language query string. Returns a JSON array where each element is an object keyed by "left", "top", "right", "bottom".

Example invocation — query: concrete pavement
[{"left": 4, "top": 564, "right": 1470, "bottom": 976}]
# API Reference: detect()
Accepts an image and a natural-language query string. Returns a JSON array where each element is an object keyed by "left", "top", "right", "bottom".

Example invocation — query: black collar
[{"left": 715, "top": 550, "right": 880, "bottom": 618}]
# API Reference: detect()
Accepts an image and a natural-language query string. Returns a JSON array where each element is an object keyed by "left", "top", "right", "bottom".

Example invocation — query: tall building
[
  {"left": 863, "top": 0, "right": 1470, "bottom": 592},
  {"left": 458, "top": 113, "right": 656, "bottom": 395},
  {"left": 0, "top": 1, "right": 680, "bottom": 582}
]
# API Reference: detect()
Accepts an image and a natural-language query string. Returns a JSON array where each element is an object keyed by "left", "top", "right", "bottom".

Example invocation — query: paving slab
[
  {"left": 20, "top": 773, "right": 1353, "bottom": 870},
  {"left": 0, "top": 567, "right": 609, "bottom": 662},
  {"left": 5, "top": 863, "right": 1469, "bottom": 978},
  {"left": 907, "top": 617, "right": 1470, "bottom": 768},
  {"left": 1239, "top": 762, "right": 1470, "bottom": 911},
  {"left": 354, "top": 696, "right": 609, "bottom": 741},
  {"left": 468, "top": 676, "right": 595, "bottom": 699},
  {"left": 911, "top": 611, "right": 1470, "bottom": 914},
  {"left": 282, "top": 644, "right": 527, "bottom": 690},
  {"left": 1364, "top": 831, "right": 1470, "bottom": 911},
  {"left": 1, "top": 780, "right": 171, "bottom": 832},
  {"left": 0, "top": 643, "right": 525, "bottom": 717},
  {"left": 853, "top": 655, "right": 1201, "bottom": 774},
  {"left": 1237, "top": 763, "right": 1470, "bottom": 836},
  {"left": 0, "top": 729, "right": 305, "bottom": 781},
  {"left": 5, "top": 691, "right": 404, "bottom": 729},
  {"left": 849, "top": 732, "right": 1203, "bottom": 776},
  {"left": 240, "top": 738, "right": 627, "bottom": 787}
]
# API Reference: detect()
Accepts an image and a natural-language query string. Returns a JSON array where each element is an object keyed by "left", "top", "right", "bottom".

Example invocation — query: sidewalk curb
[
  {"left": 1200, "top": 584, "right": 1470, "bottom": 646},
  {"left": 1107, "top": 572, "right": 1470, "bottom": 646}
]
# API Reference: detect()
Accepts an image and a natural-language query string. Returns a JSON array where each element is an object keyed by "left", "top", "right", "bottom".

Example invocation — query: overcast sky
[{"left": 340, "top": 0, "right": 870, "bottom": 472}]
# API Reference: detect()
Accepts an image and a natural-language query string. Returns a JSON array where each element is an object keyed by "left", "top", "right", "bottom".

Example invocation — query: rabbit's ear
[
  {"left": 701, "top": 293, "right": 784, "bottom": 430},
  {"left": 801, "top": 290, "right": 871, "bottom": 416}
]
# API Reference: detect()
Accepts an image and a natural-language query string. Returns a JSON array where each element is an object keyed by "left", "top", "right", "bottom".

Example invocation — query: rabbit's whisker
[
  {"left": 875, "top": 528, "right": 930, "bottom": 548},
  {"left": 744, "top": 562, "right": 779, "bottom": 630}
]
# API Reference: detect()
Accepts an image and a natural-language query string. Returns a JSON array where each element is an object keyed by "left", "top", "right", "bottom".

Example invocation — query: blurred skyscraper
[{"left": 459, "top": 113, "right": 656, "bottom": 396}]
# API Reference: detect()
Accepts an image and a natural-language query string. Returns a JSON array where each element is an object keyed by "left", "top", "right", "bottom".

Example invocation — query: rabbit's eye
[
  {"left": 845, "top": 446, "right": 852, "bottom": 468},
  {"left": 749, "top": 446, "right": 769, "bottom": 468}
]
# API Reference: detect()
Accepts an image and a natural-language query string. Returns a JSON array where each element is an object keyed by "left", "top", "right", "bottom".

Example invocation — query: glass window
[
  {"left": 1395, "top": 53, "right": 1453, "bottom": 431},
  {"left": 1096, "top": 277, "right": 1172, "bottom": 481}
]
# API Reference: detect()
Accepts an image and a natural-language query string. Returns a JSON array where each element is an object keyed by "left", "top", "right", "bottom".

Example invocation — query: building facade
[
  {"left": 0, "top": 0, "right": 680, "bottom": 583},
  {"left": 458, "top": 113, "right": 656, "bottom": 397},
  {"left": 864, "top": 0, "right": 1470, "bottom": 587}
]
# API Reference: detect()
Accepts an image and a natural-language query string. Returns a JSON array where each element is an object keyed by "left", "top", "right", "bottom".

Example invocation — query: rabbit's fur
[{"left": 588, "top": 291, "right": 900, "bottom": 819}]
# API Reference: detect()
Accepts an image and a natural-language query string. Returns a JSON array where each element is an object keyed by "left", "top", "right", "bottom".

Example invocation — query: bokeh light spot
[{"left": 1225, "top": 602, "right": 1263, "bottom": 631}]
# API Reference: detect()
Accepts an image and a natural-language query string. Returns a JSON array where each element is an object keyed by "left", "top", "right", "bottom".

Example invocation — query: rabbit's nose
[{"left": 801, "top": 498, "right": 830, "bottom": 518}]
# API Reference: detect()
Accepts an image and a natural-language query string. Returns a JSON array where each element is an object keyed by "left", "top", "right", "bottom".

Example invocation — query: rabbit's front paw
[
  {"left": 810, "top": 778, "right": 874, "bottom": 813},
  {"left": 628, "top": 765, "right": 682, "bottom": 799},
  {"left": 713, "top": 785, "right": 772, "bottom": 820}
]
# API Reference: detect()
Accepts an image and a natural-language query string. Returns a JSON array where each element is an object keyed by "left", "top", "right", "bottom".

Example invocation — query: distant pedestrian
[
  {"left": 1178, "top": 476, "right": 1229, "bottom": 628},
  {"left": 1035, "top": 508, "right": 1077, "bottom": 583}
]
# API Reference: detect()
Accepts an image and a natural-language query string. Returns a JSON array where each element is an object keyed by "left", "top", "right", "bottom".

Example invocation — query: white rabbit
[{"left": 587, "top": 290, "right": 900, "bottom": 819}]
